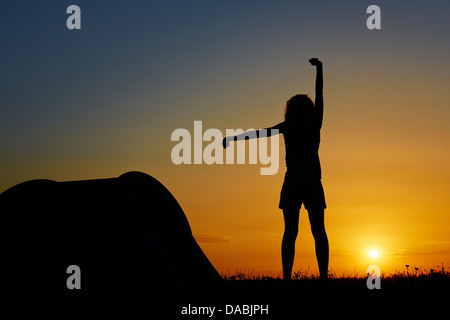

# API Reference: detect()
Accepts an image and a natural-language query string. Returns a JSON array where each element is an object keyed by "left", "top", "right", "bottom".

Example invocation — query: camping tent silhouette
[{"left": 0, "top": 171, "right": 220, "bottom": 294}]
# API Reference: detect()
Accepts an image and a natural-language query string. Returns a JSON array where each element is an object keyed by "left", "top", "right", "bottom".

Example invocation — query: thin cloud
[
  {"left": 385, "top": 249, "right": 411, "bottom": 257},
  {"left": 425, "top": 240, "right": 450, "bottom": 245},
  {"left": 194, "top": 233, "right": 230, "bottom": 244}
]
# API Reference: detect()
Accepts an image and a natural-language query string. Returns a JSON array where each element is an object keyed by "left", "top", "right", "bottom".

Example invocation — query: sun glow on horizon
[{"left": 369, "top": 249, "right": 379, "bottom": 259}]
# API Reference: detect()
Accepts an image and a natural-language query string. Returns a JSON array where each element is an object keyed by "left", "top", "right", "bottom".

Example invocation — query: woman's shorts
[{"left": 279, "top": 171, "right": 326, "bottom": 212}]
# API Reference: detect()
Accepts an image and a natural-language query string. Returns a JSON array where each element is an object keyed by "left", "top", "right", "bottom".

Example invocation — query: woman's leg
[
  {"left": 282, "top": 208, "right": 300, "bottom": 280},
  {"left": 307, "top": 209, "right": 329, "bottom": 279}
]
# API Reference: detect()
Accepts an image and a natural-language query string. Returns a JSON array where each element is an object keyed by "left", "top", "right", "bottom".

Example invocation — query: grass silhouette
[
  {"left": 214, "top": 265, "right": 450, "bottom": 301},
  {"left": 223, "top": 263, "right": 450, "bottom": 280},
  {"left": 51, "top": 264, "right": 449, "bottom": 315}
]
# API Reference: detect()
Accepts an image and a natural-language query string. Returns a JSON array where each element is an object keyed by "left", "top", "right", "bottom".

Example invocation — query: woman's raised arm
[
  {"left": 222, "top": 122, "right": 285, "bottom": 148},
  {"left": 309, "top": 58, "right": 323, "bottom": 129}
]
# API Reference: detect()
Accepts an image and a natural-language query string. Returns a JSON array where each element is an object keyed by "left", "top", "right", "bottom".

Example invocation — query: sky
[{"left": 1, "top": 0, "right": 449, "bottom": 276}]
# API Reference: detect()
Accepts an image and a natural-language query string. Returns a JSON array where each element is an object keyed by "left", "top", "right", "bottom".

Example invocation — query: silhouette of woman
[{"left": 223, "top": 58, "right": 329, "bottom": 280}]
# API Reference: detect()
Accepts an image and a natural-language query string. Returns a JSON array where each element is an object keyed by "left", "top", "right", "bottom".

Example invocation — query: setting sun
[{"left": 369, "top": 249, "right": 379, "bottom": 258}]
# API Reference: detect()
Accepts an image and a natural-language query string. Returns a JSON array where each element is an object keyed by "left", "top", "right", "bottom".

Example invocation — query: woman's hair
[{"left": 284, "top": 94, "right": 314, "bottom": 123}]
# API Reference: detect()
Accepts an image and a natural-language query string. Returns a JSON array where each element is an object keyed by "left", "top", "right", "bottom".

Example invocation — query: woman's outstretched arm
[
  {"left": 222, "top": 122, "right": 285, "bottom": 148},
  {"left": 309, "top": 58, "right": 324, "bottom": 129}
]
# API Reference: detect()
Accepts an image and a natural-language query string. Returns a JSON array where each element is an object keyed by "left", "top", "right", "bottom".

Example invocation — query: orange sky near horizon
[
  {"left": 1, "top": 1, "right": 449, "bottom": 277},
  {"left": 2, "top": 65, "right": 449, "bottom": 276},
  {"left": 162, "top": 76, "right": 450, "bottom": 276}
]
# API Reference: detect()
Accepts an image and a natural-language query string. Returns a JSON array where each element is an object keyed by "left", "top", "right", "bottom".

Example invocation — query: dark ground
[{"left": 36, "top": 272, "right": 449, "bottom": 317}]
